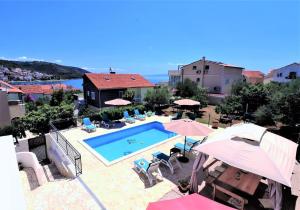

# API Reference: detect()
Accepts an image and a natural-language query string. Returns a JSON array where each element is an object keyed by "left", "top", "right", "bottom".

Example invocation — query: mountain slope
[{"left": 0, "top": 59, "right": 90, "bottom": 79}]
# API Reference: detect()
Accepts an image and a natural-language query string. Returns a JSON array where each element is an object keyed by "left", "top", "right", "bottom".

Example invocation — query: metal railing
[{"left": 49, "top": 122, "right": 82, "bottom": 176}]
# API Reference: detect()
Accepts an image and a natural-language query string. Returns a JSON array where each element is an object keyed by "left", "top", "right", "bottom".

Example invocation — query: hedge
[{"left": 81, "top": 105, "right": 146, "bottom": 121}]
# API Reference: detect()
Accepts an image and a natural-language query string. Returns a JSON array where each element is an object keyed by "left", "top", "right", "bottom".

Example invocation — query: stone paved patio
[
  {"left": 19, "top": 165, "right": 104, "bottom": 210},
  {"left": 59, "top": 116, "right": 216, "bottom": 210}
]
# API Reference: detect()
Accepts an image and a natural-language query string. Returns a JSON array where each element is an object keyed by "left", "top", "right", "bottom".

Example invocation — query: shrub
[
  {"left": 0, "top": 119, "right": 27, "bottom": 138},
  {"left": 0, "top": 125, "right": 13, "bottom": 137},
  {"left": 80, "top": 105, "right": 146, "bottom": 121},
  {"left": 24, "top": 103, "right": 74, "bottom": 134},
  {"left": 254, "top": 105, "right": 274, "bottom": 126}
]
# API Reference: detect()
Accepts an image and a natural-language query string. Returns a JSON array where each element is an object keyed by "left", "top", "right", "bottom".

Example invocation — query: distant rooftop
[
  {"left": 184, "top": 57, "right": 244, "bottom": 69},
  {"left": 15, "top": 84, "right": 75, "bottom": 95},
  {"left": 243, "top": 70, "right": 264, "bottom": 79},
  {"left": 0, "top": 80, "right": 23, "bottom": 94}
]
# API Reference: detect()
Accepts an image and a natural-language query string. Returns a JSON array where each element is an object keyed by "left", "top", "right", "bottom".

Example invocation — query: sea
[{"left": 9, "top": 74, "right": 168, "bottom": 90}]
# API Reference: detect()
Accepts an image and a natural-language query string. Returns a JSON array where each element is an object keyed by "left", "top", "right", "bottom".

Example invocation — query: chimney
[{"left": 109, "top": 67, "right": 116, "bottom": 74}]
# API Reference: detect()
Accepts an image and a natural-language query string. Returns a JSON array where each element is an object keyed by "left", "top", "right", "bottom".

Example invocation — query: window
[
  {"left": 225, "top": 79, "right": 230, "bottom": 85},
  {"left": 87, "top": 91, "right": 90, "bottom": 97},
  {"left": 196, "top": 78, "right": 200, "bottom": 82},
  {"left": 119, "top": 91, "right": 124, "bottom": 98},
  {"left": 196, "top": 70, "right": 201, "bottom": 74},
  {"left": 288, "top": 72, "right": 297, "bottom": 79},
  {"left": 91, "top": 92, "right": 95, "bottom": 100},
  {"left": 277, "top": 73, "right": 282, "bottom": 77},
  {"left": 205, "top": 65, "right": 210, "bottom": 70},
  {"left": 192, "top": 66, "right": 197, "bottom": 70}
]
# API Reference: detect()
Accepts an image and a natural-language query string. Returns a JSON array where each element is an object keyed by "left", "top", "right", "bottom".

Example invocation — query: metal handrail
[{"left": 49, "top": 122, "right": 82, "bottom": 176}]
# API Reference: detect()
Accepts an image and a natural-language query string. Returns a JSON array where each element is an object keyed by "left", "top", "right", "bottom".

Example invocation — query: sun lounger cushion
[
  {"left": 134, "top": 158, "right": 150, "bottom": 172},
  {"left": 152, "top": 152, "right": 170, "bottom": 162}
]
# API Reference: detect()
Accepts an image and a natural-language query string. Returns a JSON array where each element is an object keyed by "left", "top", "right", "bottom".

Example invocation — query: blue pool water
[{"left": 83, "top": 121, "right": 177, "bottom": 162}]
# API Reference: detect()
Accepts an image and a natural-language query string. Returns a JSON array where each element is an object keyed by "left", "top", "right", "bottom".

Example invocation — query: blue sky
[{"left": 0, "top": 0, "right": 299, "bottom": 75}]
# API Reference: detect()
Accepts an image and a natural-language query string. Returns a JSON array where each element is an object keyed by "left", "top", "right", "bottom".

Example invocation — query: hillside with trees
[{"left": 0, "top": 59, "right": 90, "bottom": 80}]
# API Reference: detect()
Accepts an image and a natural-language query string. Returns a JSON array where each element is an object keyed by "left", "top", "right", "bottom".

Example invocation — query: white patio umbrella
[
  {"left": 164, "top": 119, "right": 213, "bottom": 162},
  {"left": 104, "top": 98, "right": 131, "bottom": 106},
  {"left": 193, "top": 123, "right": 298, "bottom": 187}
]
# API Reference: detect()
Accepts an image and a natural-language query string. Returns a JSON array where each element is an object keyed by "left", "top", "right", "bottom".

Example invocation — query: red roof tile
[
  {"left": 242, "top": 70, "right": 264, "bottom": 79},
  {"left": 84, "top": 73, "right": 155, "bottom": 90},
  {"left": 15, "top": 84, "right": 75, "bottom": 95},
  {"left": 0, "top": 81, "right": 24, "bottom": 94}
]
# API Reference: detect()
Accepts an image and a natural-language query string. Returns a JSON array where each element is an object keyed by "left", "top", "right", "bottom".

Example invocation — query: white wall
[
  {"left": 222, "top": 67, "right": 243, "bottom": 95},
  {"left": 9, "top": 103, "right": 25, "bottom": 120},
  {"left": 16, "top": 152, "right": 47, "bottom": 186},
  {"left": 45, "top": 133, "right": 76, "bottom": 178},
  {"left": 0, "top": 135, "right": 27, "bottom": 210}
]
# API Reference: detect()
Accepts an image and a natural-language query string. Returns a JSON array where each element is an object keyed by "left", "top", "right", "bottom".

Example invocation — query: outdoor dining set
[{"left": 142, "top": 118, "right": 298, "bottom": 210}]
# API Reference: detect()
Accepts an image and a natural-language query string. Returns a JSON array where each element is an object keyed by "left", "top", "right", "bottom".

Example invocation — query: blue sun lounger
[
  {"left": 82, "top": 117, "right": 96, "bottom": 132},
  {"left": 134, "top": 158, "right": 162, "bottom": 186},
  {"left": 123, "top": 111, "right": 135, "bottom": 123},
  {"left": 174, "top": 137, "right": 207, "bottom": 153},
  {"left": 152, "top": 151, "right": 182, "bottom": 174},
  {"left": 134, "top": 109, "right": 146, "bottom": 120}
]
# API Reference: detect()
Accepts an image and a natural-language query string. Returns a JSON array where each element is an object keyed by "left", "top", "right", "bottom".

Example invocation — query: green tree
[
  {"left": 192, "top": 88, "right": 208, "bottom": 107},
  {"left": 122, "top": 90, "right": 135, "bottom": 101},
  {"left": 176, "top": 78, "right": 198, "bottom": 98},
  {"left": 50, "top": 89, "right": 64, "bottom": 106},
  {"left": 254, "top": 105, "right": 275, "bottom": 126},
  {"left": 215, "top": 95, "right": 243, "bottom": 115},
  {"left": 144, "top": 87, "right": 170, "bottom": 110}
]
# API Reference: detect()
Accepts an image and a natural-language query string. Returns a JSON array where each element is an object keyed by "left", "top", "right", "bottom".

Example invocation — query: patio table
[{"left": 217, "top": 166, "right": 261, "bottom": 195}]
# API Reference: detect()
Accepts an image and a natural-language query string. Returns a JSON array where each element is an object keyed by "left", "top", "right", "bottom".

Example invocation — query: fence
[{"left": 49, "top": 122, "right": 82, "bottom": 176}]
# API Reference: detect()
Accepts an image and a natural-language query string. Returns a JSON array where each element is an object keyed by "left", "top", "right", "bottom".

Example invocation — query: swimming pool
[{"left": 82, "top": 121, "right": 177, "bottom": 165}]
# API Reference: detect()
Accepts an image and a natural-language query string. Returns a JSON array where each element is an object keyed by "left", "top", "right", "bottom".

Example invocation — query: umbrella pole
[{"left": 178, "top": 136, "right": 189, "bottom": 163}]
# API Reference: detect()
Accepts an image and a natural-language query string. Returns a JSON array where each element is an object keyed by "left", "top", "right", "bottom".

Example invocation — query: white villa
[{"left": 264, "top": 62, "right": 300, "bottom": 84}]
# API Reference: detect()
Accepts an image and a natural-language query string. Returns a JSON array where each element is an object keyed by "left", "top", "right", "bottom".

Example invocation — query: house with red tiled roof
[
  {"left": 83, "top": 73, "right": 155, "bottom": 108},
  {"left": 15, "top": 84, "right": 76, "bottom": 100},
  {"left": 242, "top": 70, "right": 264, "bottom": 84},
  {"left": 0, "top": 81, "right": 25, "bottom": 127},
  {"left": 177, "top": 56, "right": 244, "bottom": 95}
]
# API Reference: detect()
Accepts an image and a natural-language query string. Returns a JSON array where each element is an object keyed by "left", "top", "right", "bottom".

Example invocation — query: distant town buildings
[
  {"left": 168, "top": 57, "right": 244, "bottom": 95},
  {"left": 83, "top": 73, "right": 155, "bottom": 108},
  {"left": 0, "top": 81, "right": 25, "bottom": 127},
  {"left": 242, "top": 70, "right": 264, "bottom": 84},
  {"left": 264, "top": 63, "right": 300, "bottom": 84},
  {"left": 0, "top": 65, "right": 53, "bottom": 81}
]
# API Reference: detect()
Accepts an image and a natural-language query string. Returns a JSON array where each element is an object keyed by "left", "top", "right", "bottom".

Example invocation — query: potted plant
[{"left": 178, "top": 178, "right": 190, "bottom": 193}]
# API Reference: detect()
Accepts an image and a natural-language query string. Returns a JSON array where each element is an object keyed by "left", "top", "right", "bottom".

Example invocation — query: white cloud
[
  {"left": 18, "top": 56, "right": 28, "bottom": 60},
  {"left": 54, "top": 59, "right": 62, "bottom": 63},
  {"left": 167, "top": 62, "right": 185, "bottom": 66},
  {"left": 17, "top": 56, "right": 44, "bottom": 61}
]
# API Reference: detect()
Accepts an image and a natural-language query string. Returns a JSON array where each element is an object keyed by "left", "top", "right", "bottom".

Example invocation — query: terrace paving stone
[{"left": 59, "top": 116, "right": 215, "bottom": 210}]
